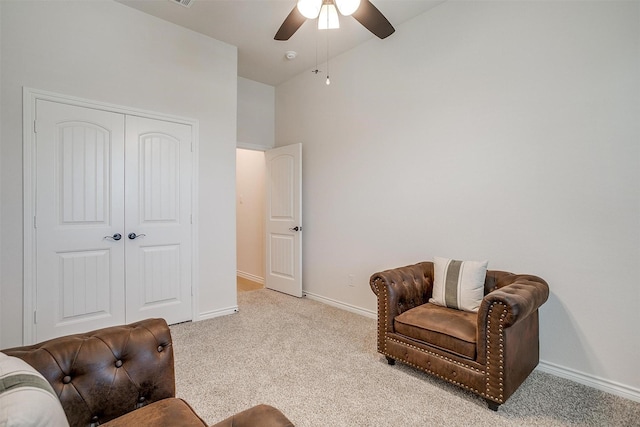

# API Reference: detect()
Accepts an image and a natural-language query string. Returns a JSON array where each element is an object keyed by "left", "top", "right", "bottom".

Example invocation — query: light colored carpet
[{"left": 171, "top": 289, "right": 639, "bottom": 426}]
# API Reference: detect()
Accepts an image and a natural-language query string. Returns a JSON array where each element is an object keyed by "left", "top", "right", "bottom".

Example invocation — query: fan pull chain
[
  {"left": 313, "top": 24, "right": 320, "bottom": 75},
  {"left": 325, "top": 13, "right": 331, "bottom": 85}
]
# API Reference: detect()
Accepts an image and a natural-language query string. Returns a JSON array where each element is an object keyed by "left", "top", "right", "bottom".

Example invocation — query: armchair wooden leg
[
  {"left": 385, "top": 356, "right": 396, "bottom": 365},
  {"left": 486, "top": 399, "right": 500, "bottom": 411}
]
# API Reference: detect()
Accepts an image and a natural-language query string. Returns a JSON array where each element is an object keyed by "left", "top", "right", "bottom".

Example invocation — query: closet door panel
[
  {"left": 35, "top": 100, "right": 126, "bottom": 341},
  {"left": 124, "top": 116, "right": 193, "bottom": 324}
]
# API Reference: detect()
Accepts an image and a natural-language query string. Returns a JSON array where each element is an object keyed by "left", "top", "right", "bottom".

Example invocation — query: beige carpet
[{"left": 170, "top": 289, "right": 639, "bottom": 426}]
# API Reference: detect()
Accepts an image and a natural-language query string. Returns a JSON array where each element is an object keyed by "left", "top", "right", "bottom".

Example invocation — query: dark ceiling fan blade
[
  {"left": 351, "top": 0, "right": 395, "bottom": 39},
  {"left": 274, "top": 6, "right": 307, "bottom": 41}
]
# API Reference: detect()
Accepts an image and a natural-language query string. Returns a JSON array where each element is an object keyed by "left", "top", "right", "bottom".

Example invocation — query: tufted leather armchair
[
  {"left": 2, "top": 318, "right": 293, "bottom": 427},
  {"left": 370, "top": 262, "right": 549, "bottom": 410}
]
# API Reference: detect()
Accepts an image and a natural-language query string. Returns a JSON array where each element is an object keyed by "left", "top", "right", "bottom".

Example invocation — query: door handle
[
  {"left": 289, "top": 226, "right": 302, "bottom": 232},
  {"left": 128, "top": 232, "right": 146, "bottom": 240},
  {"left": 104, "top": 233, "right": 122, "bottom": 241}
]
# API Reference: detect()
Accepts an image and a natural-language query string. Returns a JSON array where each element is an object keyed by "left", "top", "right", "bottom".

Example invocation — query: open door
[{"left": 265, "top": 144, "right": 302, "bottom": 297}]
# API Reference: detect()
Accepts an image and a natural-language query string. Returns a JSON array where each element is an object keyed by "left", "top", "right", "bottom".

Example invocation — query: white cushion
[
  {"left": 429, "top": 256, "right": 488, "bottom": 312},
  {"left": 0, "top": 352, "right": 69, "bottom": 427}
]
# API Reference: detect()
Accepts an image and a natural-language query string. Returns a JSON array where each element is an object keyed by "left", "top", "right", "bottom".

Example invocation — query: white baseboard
[
  {"left": 536, "top": 360, "right": 640, "bottom": 403},
  {"left": 303, "top": 291, "right": 377, "bottom": 319},
  {"left": 197, "top": 306, "right": 239, "bottom": 321},
  {"left": 237, "top": 270, "right": 265, "bottom": 284}
]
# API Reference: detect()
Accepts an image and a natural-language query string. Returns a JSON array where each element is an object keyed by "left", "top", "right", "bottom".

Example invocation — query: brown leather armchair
[
  {"left": 2, "top": 318, "right": 293, "bottom": 427},
  {"left": 370, "top": 262, "right": 549, "bottom": 410}
]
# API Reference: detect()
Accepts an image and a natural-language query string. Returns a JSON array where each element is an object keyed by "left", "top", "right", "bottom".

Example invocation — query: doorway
[
  {"left": 236, "top": 148, "right": 266, "bottom": 292},
  {"left": 236, "top": 144, "right": 303, "bottom": 297}
]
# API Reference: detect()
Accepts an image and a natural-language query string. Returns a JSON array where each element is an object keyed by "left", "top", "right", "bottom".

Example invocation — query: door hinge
[
  {"left": 190, "top": 214, "right": 193, "bottom": 224},
  {"left": 33, "top": 216, "right": 37, "bottom": 229},
  {"left": 34, "top": 120, "right": 38, "bottom": 133},
  {"left": 34, "top": 310, "right": 38, "bottom": 324}
]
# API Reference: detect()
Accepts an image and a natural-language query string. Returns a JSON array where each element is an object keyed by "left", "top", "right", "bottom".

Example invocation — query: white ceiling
[{"left": 116, "top": 0, "right": 444, "bottom": 86}]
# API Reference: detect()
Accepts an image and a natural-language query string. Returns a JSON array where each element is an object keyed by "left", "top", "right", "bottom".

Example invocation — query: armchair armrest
[
  {"left": 479, "top": 274, "right": 549, "bottom": 328},
  {"left": 211, "top": 404, "right": 294, "bottom": 427},
  {"left": 369, "top": 262, "right": 434, "bottom": 331},
  {"left": 477, "top": 274, "right": 549, "bottom": 397}
]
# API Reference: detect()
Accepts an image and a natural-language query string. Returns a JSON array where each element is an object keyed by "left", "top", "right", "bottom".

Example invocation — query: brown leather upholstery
[
  {"left": 395, "top": 303, "right": 477, "bottom": 359},
  {"left": 3, "top": 318, "right": 174, "bottom": 426},
  {"left": 103, "top": 398, "right": 207, "bottom": 427},
  {"left": 211, "top": 404, "right": 295, "bottom": 427},
  {"left": 370, "top": 262, "right": 549, "bottom": 410},
  {"left": 2, "top": 318, "right": 295, "bottom": 427}
]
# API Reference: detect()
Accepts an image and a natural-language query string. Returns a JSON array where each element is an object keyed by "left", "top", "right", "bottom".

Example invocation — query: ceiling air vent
[{"left": 170, "top": 0, "right": 193, "bottom": 8}]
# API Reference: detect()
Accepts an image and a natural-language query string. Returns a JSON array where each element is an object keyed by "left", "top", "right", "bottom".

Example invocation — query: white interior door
[
  {"left": 35, "top": 100, "right": 126, "bottom": 340},
  {"left": 265, "top": 143, "right": 302, "bottom": 297},
  {"left": 124, "top": 116, "right": 193, "bottom": 324},
  {"left": 33, "top": 100, "right": 194, "bottom": 342}
]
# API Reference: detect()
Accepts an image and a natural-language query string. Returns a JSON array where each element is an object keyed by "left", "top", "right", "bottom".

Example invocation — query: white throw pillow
[
  {"left": 0, "top": 352, "right": 69, "bottom": 427},
  {"left": 429, "top": 256, "right": 488, "bottom": 312}
]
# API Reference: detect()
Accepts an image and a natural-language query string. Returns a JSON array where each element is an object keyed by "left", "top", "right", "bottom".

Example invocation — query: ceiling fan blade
[
  {"left": 351, "top": 0, "right": 395, "bottom": 39},
  {"left": 275, "top": 6, "right": 307, "bottom": 41}
]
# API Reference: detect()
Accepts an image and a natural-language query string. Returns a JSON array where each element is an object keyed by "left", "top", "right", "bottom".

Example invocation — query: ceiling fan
[{"left": 274, "top": 0, "right": 395, "bottom": 41}]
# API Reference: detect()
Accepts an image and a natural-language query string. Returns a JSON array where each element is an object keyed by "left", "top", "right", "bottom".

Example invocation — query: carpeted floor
[{"left": 170, "top": 289, "right": 640, "bottom": 426}]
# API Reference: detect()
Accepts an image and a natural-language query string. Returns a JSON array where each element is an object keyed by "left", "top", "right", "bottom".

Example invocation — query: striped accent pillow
[
  {"left": 0, "top": 352, "right": 69, "bottom": 426},
  {"left": 429, "top": 257, "right": 488, "bottom": 312}
]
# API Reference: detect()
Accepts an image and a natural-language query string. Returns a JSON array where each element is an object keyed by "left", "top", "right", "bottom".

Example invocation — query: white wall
[
  {"left": 236, "top": 149, "right": 266, "bottom": 282},
  {"left": 0, "top": 0, "right": 238, "bottom": 347},
  {"left": 276, "top": 1, "right": 640, "bottom": 398},
  {"left": 237, "top": 77, "right": 275, "bottom": 150}
]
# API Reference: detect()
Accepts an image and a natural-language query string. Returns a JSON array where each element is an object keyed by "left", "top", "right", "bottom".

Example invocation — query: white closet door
[
  {"left": 124, "top": 116, "right": 193, "bottom": 324},
  {"left": 35, "top": 100, "right": 126, "bottom": 341},
  {"left": 33, "top": 101, "right": 194, "bottom": 342}
]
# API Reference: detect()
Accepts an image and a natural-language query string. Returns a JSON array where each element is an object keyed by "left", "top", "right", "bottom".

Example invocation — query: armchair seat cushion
[{"left": 394, "top": 303, "right": 477, "bottom": 360}]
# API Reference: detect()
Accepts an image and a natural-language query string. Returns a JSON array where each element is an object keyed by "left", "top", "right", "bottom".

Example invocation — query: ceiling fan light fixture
[
  {"left": 275, "top": 0, "right": 395, "bottom": 41},
  {"left": 335, "top": 0, "right": 361, "bottom": 16},
  {"left": 318, "top": 3, "right": 340, "bottom": 29},
  {"left": 297, "top": 0, "right": 322, "bottom": 19}
]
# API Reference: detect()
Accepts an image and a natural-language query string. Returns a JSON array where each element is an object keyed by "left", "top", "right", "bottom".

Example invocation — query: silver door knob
[
  {"left": 128, "top": 232, "right": 146, "bottom": 240},
  {"left": 104, "top": 233, "right": 122, "bottom": 241},
  {"left": 289, "top": 226, "right": 302, "bottom": 232}
]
